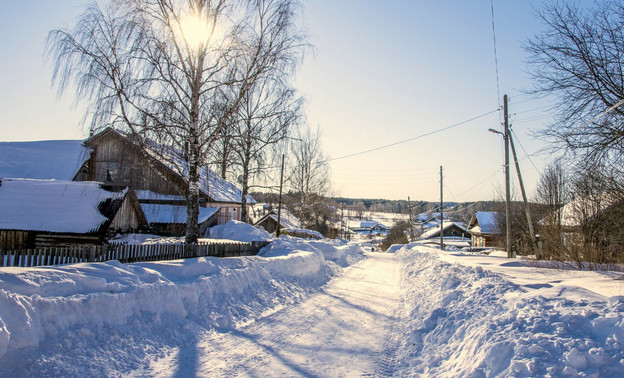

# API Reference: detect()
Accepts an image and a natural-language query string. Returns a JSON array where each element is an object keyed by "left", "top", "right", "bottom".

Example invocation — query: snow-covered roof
[
  {"left": 419, "top": 222, "right": 468, "bottom": 240},
  {"left": 0, "top": 178, "right": 127, "bottom": 233},
  {"left": 130, "top": 131, "right": 255, "bottom": 204},
  {"left": 0, "top": 140, "right": 91, "bottom": 180},
  {"left": 360, "top": 221, "right": 388, "bottom": 229},
  {"left": 201, "top": 167, "right": 255, "bottom": 204},
  {"left": 282, "top": 228, "right": 324, "bottom": 239},
  {"left": 135, "top": 190, "right": 185, "bottom": 202},
  {"left": 140, "top": 204, "right": 219, "bottom": 224},
  {"left": 255, "top": 208, "right": 301, "bottom": 229},
  {"left": 469, "top": 212, "right": 499, "bottom": 235}
]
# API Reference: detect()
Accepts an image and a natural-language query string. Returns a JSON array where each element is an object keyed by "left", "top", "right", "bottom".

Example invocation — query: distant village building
[
  {"left": 467, "top": 212, "right": 500, "bottom": 247},
  {"left": 417, "top": 222, "right": 470, "bottom": 248},
  {"left": 350, "top": 221, "right": 390, "bottom": 236},
  {"left": 255, "top": 209, "right": 300, "bottom": 234}
]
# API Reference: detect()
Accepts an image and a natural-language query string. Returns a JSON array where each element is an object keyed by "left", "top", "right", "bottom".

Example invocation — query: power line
[
  {"left": 328, "top": 108, "right": 500, "bottom": 162},
  {"left": 510, "top": 129, "right": 541, "bottom": 174},
  {"left": 490, "top": 0, "right": 502, "bottom": 109}
]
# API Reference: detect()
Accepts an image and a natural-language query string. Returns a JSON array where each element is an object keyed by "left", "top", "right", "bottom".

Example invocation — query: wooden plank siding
[
  {"left": 0, "top": 241, "right": 270, "bottom": 267},
  {"left": 78, "top": 129, "right": 190, "bottom": 199}
]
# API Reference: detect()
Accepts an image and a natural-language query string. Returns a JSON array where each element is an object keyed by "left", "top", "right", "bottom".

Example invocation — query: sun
[{"left": 178, "top": 13, "right": 212, "bottom": 49}]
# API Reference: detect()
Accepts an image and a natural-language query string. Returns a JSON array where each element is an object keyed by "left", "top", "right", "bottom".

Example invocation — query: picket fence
[{"left": 0, "top": 240, "right": 270, "bottom": 268}]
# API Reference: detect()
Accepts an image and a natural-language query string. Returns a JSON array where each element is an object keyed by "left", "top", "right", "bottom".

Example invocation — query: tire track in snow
[{"left": 156, "top": 252, "right": 403, "bottom": 377}]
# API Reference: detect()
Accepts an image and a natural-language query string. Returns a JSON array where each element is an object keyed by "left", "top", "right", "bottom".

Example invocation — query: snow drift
[
  {"left": 395, "top": 245, "right": 624, "bottom": 377},
  {"left": 0, "top": 238, "right": 365, "bottom": 376}
]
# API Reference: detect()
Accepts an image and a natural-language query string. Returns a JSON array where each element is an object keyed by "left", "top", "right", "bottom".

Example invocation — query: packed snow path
[{"left": 137, "top": 252, "right": 401, "bottom": 377}]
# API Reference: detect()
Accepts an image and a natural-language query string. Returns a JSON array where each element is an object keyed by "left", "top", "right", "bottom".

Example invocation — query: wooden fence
[{"left": 0, "top": 240, "right": 270, "bottom": 268}]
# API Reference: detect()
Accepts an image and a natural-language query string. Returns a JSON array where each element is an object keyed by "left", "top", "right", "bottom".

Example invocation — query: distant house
[
  {"left": 0, "top": 179, "right": 146, "bottom": 249},
  {"left": 467, "top": 212, "right": 500, "bottom": 247},
  {"left": 418, "top": 222, "right": 470, "bottom": 248},
  {"left": 255, "top": 209, "right": 300, "bottom": 234},
  {"left": 351, "top": 221, "right": 390, "bottom": 236},
  {"left": 77, "top": 127, "right": 255, "bottom": 227},
  {"left": 419, "top": 222, "right": 469, "bottom": 240}
]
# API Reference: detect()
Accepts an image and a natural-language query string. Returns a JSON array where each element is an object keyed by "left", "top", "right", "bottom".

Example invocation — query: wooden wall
[{"left": 81, "top": 131, "right": 189, "bottom": 198}]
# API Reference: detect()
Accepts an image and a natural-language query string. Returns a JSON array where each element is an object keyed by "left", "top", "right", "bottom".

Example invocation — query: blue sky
[{"left": 0, "top": 1, "right": 556, "bottom": 202}]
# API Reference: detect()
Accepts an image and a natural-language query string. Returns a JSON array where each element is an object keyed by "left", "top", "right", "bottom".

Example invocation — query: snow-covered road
[
  {"left": 136, "top": 252, "right": 401, "bottom": 377},
  {"left": 2, "top": 234, "right": 623, "bottom": 377}
]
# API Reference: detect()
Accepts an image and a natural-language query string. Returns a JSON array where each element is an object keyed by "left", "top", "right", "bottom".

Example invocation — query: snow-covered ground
[{"left": 1, "top": 236, "right": 623, "bottom": 376}]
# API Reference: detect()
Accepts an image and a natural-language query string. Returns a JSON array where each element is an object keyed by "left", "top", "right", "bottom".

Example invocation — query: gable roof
[
  {"left": 0, "top": 140, "right": 91, "bottom": 181},
  {"left": 255, "top": 209, "right": 300, "bottom": 229},
  {"left": 0, "top": 178, "right": 127, "bottom": 234},
  {"left": 88, "top": 128, "right": 255, "bottom": 204},
  {"left": 468, "top": 211, "right": 499, "bottom": 235},
  {"left": 419, "top": 222, "right": 468, "bottom": 240},
  {"left": 359, "top": 221, "right": 389, "bottom": 229}
]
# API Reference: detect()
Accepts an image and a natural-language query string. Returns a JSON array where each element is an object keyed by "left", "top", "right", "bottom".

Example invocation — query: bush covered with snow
[{"left": 205, "top": 220, "right": 273, "bottom": 242}]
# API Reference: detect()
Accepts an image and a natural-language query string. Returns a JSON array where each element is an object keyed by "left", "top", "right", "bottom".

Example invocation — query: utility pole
[
  {"left": 276, "top": 154, "right": 285, "bottom": 237},
  {"left": 440, "top": 166, "right": 444, "bottom": 251},
  {"left": 504, "top": 94, "right": 513, "bottom": 258},
  {"left": 509, "top": 132, "right": 537, "bottom": 254},
  {"left": 408, "top": 196, "right": 414, "bottom": 241},
  {"left": 341, "top": 203, "right": 345, "bottom": 239}
]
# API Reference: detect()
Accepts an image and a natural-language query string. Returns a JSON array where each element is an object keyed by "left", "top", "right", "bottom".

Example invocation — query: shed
[
  {"left": 140, "top": 203, "right": 220, "bottom": 236},
  {"left": 0, "top": 178, "right": 147, "bottom": 249}
]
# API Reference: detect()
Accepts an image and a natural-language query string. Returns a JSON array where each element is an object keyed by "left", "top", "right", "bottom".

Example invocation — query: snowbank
[
  {"left": 0, "top": 238, "right": 364, "bottom": 376},
  {"left": 395, "top": 245, "right": 624, "bottom": 377},
  {"left": 205, "top": 220, "right": 273, "bottom": 242},
  {"left": 259, "top": 237, "right": 365, "bottom": 268}
]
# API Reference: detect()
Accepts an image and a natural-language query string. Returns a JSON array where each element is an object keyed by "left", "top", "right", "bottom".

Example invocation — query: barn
[{"left": 0, "top": 178, "right": 146, "bottom": 249}]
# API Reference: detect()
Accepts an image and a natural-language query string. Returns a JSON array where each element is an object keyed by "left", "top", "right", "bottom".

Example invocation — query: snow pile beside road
[
  {"left": 0, "top": 238, "right": 363, "bottom": 376},
  {"left": 205, "top": 220, "right": 273, "bottom": 242},
  {"left": 395, "top": 245, "right": 624, "bottom": 377},
  {"left": 259, "top": 237, "right": 365, "bottom": 268}
]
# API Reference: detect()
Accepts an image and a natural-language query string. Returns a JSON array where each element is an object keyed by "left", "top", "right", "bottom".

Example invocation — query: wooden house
[
  {"left": 255, "top": 209, "right": 300, "bottom": 234},
  {"left": 418, "top": 222, "right": 470, "bottom": 248},
  {"left": 467, "top": 212, "right": 500, "bottom": 247},
  {"left": 77, "top": 127, "right": 255, "bottom": 227},
  {"left": 0, "top": 179, "right": 147, "bottom": 249}
]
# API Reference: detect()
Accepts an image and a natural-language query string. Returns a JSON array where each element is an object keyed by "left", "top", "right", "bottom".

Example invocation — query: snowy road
[{"left": 138, "top": 252, "right": 401, "bottom": 377}]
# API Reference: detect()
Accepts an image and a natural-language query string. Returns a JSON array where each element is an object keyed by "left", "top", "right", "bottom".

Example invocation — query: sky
[{"left": 0, "top": 0, "right": 558, "bottom": 202}]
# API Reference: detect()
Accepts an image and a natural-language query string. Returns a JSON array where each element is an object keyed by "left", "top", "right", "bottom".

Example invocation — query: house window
[{"left": 106, "top": 162, "right": 117, "bottom": 182}]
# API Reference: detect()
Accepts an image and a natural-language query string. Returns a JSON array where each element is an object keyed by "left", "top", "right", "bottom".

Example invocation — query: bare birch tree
[
  {"left": 47, "top": 0, "right": 305, "bottom": 243},
  {"left": 231, "top": 79, "right": 304, "bottom": 223},
  {"left": 288, "top": 125, "right": 330, "bottom": 206},
  {"left": 525, "top": 1, "right": 624, "bottom": 171}
]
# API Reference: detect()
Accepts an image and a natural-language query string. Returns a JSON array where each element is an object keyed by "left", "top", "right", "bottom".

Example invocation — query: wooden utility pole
[
  {"left": 341, "top": 203, "right": 345, "bottom": 239},
  {"left": 504, "top": 94, "right": 513, "bottom": 258},
  {"left": 509, "top": 132, "right": 537, "bottom": 254},
  {"left": 276, "top": 154, "right": 285, "bottom": 237},
  {"left": 408, "top": 196, "right": 414, "bottom": 241},
  {"left": 440, "top": 166, "right": 444, "bottom": 251}
]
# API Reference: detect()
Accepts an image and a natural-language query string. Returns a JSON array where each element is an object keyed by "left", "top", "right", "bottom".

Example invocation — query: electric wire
[
  {"left": 328, "top": 108, "right": 500, "bottom": 162},
  {"left": 490, "top": 0, "right": 502, "bottom": 110}
]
